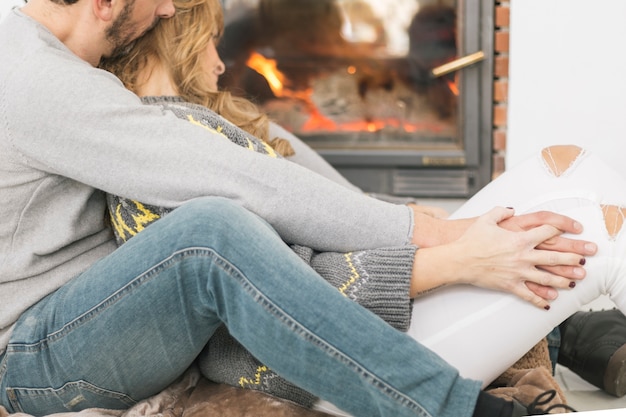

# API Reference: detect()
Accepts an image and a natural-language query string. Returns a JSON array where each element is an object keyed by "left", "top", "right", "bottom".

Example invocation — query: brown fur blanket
[{"left": 0, "top": 366, "right": 333, "bottom": 417}]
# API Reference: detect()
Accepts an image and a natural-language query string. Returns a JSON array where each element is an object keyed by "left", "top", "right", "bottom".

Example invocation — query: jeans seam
[
  {"left": 8, "top": 248, "right": 216, "bottom": 353},
  {"left": 0, "top": 351, "right": 6, "bottom": 390}
]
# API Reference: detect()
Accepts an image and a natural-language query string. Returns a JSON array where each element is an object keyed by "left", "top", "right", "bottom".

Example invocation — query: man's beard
[{"left": 104, "top": 0, "right": 159, "bottom": 59}]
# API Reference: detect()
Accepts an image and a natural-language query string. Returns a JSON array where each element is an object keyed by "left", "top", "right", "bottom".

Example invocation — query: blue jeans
[{"left": 0, "top": 197, "right": 480, "bottom": 417}]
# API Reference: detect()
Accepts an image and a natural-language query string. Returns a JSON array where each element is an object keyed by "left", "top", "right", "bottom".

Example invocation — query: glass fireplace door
[{"left": 219, "top": 0, "right": 494, "bottom": 198}]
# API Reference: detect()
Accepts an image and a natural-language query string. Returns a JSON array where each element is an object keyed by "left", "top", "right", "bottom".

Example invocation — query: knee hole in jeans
[
  {"left": 541, "top": 145, "right": 584, "bottom": 177},
  {"left": 601, "top": 204, "right": 626, "bottom": 240}
]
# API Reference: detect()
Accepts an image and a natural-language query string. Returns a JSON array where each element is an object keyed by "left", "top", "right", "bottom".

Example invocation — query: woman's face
[{"left": 200, "top": 35, "right": 226, "bottom": 91}]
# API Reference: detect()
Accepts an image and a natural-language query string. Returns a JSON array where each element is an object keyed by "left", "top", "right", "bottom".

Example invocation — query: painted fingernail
[
  {"left": 506, "top": 206, "right": 514, "bottom": 209},
  {"left": 544, "top": 305, "right": 551, "bottom": 311},
  {"left": 579, "top": 258, "right": 586, "bottom": 266},
  {"left": 569, "top": 281, "right": 576, "bottom": 288}
]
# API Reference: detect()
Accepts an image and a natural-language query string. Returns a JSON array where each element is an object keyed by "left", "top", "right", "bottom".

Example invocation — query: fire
[
  {"left": 246, "top": 53, "right": 447, "bottom": 135},
  {"left": 446, "top": 73, "right": 460, "bottom": 96},
  {"left": 246, "top": 52, "right": 286, "bottom": 96},
  {"left": 302, "top": 117, "right": 443, "bottom": 134},
  {"left": 245, "top": 51, "right": 311, "bottom": 101},
  {"left": 301, "top": 108, "right": 337, "bottom": 131}
]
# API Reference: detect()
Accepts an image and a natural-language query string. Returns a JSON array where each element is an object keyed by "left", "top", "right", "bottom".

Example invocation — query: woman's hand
[
  {"left": 499, "top": 210, "right": 598, "bottom": 300},
  {"left": 410, "top": 207, "right": 592, "bottom": 309}
]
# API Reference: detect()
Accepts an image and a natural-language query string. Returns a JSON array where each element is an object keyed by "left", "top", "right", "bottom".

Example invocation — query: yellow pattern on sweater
[
  {"left": 238, "top": 365, "right": 270, "bottom": 388},
  {"left": 338, "top": 252, "right": 360, "bottom": 295},
  {"left": 110, "top": 200, "right": 161, "bottom": 243},
  {"left": 109, "top": 112, "right": 281, "bottom": 245},
  {"left": 187, "top": 114, "right": 278, "bottom": 158}
]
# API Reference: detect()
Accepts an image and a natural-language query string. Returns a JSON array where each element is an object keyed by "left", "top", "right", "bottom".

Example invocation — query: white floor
[{"left": 420, "top": 199, "right": 626, "bottom": 414}]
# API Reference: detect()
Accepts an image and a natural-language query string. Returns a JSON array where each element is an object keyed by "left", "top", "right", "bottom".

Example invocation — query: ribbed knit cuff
[{"left": 293, "top": 245, "right": 416, "bottom": 332}]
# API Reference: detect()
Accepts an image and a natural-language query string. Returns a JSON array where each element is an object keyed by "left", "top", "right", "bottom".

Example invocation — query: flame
[
  {"left": 246, "top": 52, "right": 286, "bottom": 96},
  {"left": 301, "top": 116, "right": 443, "bottom": 134},
  {"left": 246, "top": 54, "right": 447, "bottom": 135},
  {"left": 246, "top": 51, "right": 313, "bottom": 102},
  {"left": 301, "top": 108, "right": 337, "bottom": 131},
  {"left": 446, "top": 72, "right": 460, "bottom": 96}
]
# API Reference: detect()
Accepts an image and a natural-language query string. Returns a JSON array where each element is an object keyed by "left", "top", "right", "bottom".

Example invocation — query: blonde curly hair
[{"left": 100, "top": 0, "right": 293, "bottom": 156}]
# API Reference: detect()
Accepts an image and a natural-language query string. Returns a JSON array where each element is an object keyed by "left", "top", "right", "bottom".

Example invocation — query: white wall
[
  {"left": 0, "top": 0, "right": 24, "bottom": 21},
  {"left": 507, "top": 0, "right": 626, "bottom": 176}
]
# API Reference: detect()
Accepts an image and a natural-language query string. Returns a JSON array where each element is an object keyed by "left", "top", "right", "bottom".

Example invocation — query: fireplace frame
[{"left": 222, "top": 0, "right": 495, "bottom": 198}]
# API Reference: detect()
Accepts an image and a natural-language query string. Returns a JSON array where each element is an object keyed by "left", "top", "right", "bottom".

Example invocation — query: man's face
[{"left": 105, "top": 0, "right": 174, "bottom": 58}]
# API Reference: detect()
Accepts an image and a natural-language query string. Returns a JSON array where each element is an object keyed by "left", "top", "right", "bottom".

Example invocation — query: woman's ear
[{"left": 93, "top": 0, "right": 115, "bottom": 21}]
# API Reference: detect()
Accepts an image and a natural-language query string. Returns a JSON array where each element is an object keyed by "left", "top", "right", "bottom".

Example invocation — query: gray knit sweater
[
  {"left": 0, "top": 9, "right": 415, "bottom": 355},
  {"left": 107, "top": 97, "right": 417, "bottom": 407}
]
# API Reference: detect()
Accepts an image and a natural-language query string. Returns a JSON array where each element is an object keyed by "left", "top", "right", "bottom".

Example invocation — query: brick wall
[{"left": 492, "top": 1, "right": 510, "bottom": 178}]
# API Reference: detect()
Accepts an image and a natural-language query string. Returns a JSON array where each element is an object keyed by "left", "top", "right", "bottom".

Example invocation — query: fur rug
[{"left": 487, "top": 337, "right": 573, "bottom": 413}]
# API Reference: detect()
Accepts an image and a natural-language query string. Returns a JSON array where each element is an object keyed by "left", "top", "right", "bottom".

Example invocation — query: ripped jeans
[
  {"left": 408, "top": 145, "right": 626, "bottom": 386},
  {"left": 0, "top": 197, "right": 480, "bottom": 417}
]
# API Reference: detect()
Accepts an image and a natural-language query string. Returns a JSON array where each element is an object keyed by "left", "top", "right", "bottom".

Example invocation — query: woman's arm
[{"left": 291, "top": 244, "right": 415, "bottom": 331}]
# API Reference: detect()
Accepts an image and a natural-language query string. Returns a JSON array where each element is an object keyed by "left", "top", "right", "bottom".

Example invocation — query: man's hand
[
  {"left": 409, "top": 207, "right": 598, "bottom": 309},
  {"left": 411, "top": 204, "right": 450, "bottom": 219},
  {"left": 499, "top": 210, "right": 597, "bottom": 291}
]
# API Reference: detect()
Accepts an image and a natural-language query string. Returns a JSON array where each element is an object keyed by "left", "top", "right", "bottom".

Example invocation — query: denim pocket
[{"left": 6, "top": 380, "right": 136, "bottom": 415}]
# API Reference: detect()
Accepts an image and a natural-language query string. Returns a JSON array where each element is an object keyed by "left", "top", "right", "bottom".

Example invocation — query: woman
[
  {"left": 97, "top": 2, "right": 455, "bottom": 405},
  {"left": 98, "top": 0, "right": 620, "bottom": 413},
  {"left": 99, "top": 0, "right": 589, "bottom": 308}
]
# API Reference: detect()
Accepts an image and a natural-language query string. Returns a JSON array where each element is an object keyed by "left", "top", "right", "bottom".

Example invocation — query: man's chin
[
  {"left": 105, "top": 40, "right": 137, "bottom": 60},
  {"left": 105, "top": 19, "right": 159, "bottom": 60}
]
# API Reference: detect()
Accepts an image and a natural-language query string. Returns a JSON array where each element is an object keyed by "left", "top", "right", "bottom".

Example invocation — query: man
[{"left": 0, "top": 1, "right": 596, "bottom": 416}]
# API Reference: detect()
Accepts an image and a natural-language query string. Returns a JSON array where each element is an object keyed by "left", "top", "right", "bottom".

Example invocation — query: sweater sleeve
[
  {"left": 5, "top": 47, "right": 413, "bottom": 253},
  {"left": 269, "top": 122, "right": 363, "bottom": 193},
  {"left": 269, "top": 124, "right": 424, "bottom": 210},
  {"left": 291, "top": 244, "right": 415, "bottom": 332}
]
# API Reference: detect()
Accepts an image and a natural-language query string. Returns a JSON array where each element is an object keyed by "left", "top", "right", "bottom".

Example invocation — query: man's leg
[{"left": 0, "top": 197, "right": 480, "bottom": 417}]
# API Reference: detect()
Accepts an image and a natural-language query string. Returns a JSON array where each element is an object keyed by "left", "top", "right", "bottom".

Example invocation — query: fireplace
[{"left": 219, "top": 0, "right": 494, "bottom": 198}]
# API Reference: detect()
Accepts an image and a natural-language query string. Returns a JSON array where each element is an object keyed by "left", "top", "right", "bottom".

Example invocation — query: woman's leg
[
  {"left": 0, "top": 197, "right": 481, "bottom": 417},
  {"left": 408, "top": 145, "right": 626, "bottom": 386}
]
